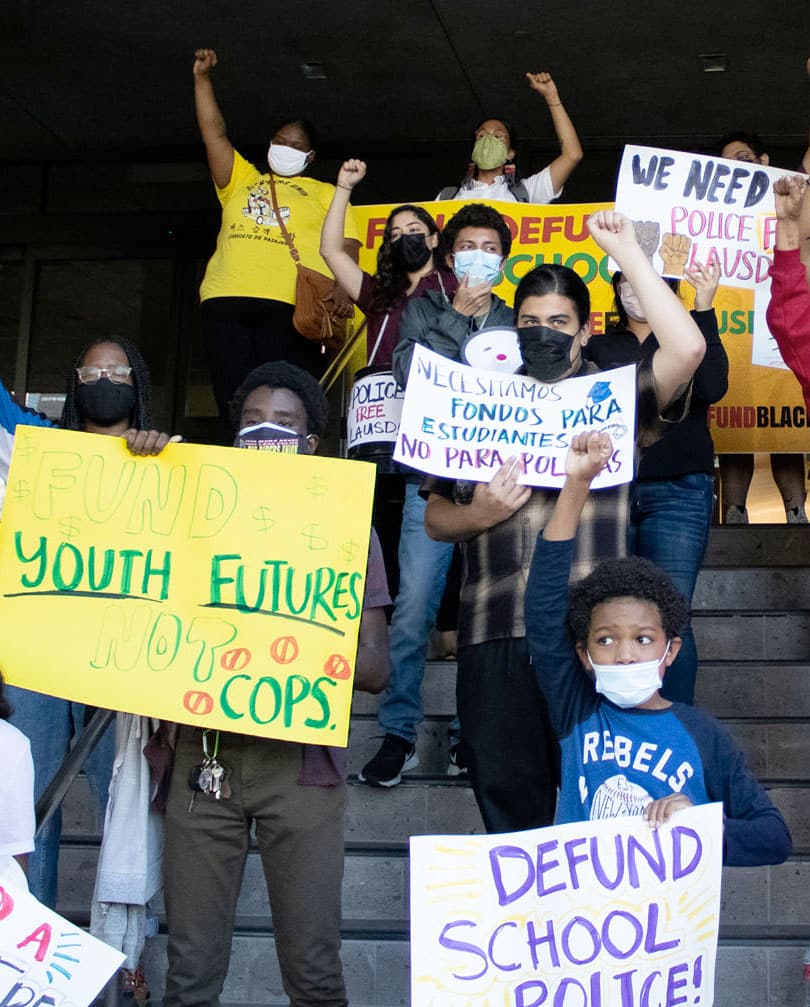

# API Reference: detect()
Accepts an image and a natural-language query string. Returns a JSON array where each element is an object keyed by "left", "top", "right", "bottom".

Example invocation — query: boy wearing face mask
[
  {"left": 437, "top": 72, "right": 583, "bottom": 203},
  {"left": 526, "top": 431, "right": 792, "bottom": 866},
  {"left": 192, "top": 48, "right": 360, "bottom": 418}
]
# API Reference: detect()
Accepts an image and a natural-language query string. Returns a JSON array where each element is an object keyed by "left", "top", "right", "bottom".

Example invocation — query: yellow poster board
[
  {"left": 0, "top": 427, "right": 376, "bottom": 746},
  {"left": 353, "top": 200, "right": 807, "bottom": 452}
]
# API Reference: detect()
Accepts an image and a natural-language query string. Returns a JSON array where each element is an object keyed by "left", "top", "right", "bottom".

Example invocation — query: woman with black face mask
[{"left": 321, "top": 158, "right": 455, "bottom": 368}]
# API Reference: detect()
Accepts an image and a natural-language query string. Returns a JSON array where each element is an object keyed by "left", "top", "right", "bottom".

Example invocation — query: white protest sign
[
  {"left": 614, "top": 144, "right": 793, "bottom": 289},
  {"left": 393, "top": 346, "right": 636, "bottom": 488},
  {"left": 0, "top": 874, "right": 125, "bottom": 1007},
  {"left": 346, "top": 370, "right": 404, "bottom": 451},
  {"left": 410, "top": 803, "right": 723, "bottom": 1007}
]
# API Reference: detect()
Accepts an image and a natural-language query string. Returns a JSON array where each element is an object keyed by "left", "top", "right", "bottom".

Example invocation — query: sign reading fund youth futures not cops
[
  {"left": 614, "top": 144, "right": 792, "bottom": 288},
  {"left": 0, "top": 427, "right": 376, "bottom": 746},
  {"left": 0, "top": 874, "right": 124, "bottom": 1007},
  {"left": 410, "top": 803, "right": 723, "bottom": 1007},
  {"left": 393, "top": 346, "right": 636, "bottom": 488}
]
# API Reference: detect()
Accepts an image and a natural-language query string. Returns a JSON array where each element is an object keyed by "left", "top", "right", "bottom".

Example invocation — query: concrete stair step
[
  {"left": 703, "top": 525, "right": 810, "bottom": 567},
  {"left": 56, "top": 843, "right": 810, "bottom": 934},
  {"left": 693, "top": 611, "right": 810, "bottom": 661},
  {"left": 693, "top": 567, "right": 810, "bottom": 610},
  {"left": 130, "top": 934, "right": 809, "bottom": 1007}
]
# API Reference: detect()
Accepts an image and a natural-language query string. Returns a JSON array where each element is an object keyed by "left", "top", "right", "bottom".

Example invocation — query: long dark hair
[
  {"left": 609, "top": 271, "right": 679, "bottom": 330},
  {"left": 61, "top": 337, "right": 153, "bottom": 431},
  {"left": 371, "top": 204, "right": 440, "bottom": 313}
]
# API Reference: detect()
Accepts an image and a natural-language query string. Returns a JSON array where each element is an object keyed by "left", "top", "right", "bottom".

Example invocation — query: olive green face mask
[{"left": 471, "top": 134, "right": 509, "bottom": 171}]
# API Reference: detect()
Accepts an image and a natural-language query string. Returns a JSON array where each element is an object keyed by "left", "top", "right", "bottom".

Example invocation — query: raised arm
[
  {"left": 588, "top": 211, "right": 705, "bottom": 411},
  {"left": 319, "top": 160, "right": 367, "bottom": 303},
  {"left": 526, "top": 72, "right": 584, "bottom": 194},
  {"left": 193, "top": 48, "right": 235, "bottom": 189}
]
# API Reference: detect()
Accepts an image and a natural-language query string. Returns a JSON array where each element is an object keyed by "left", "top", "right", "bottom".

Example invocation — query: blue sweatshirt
[
  {"left": 525, "top": 535, "right": 792, "bottom": 868},
  {"left": 0, "top": 379, "right": 53, "bottom": 512}
]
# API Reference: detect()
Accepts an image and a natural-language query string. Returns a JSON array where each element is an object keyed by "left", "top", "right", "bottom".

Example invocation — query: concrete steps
[{"left": 52, "top": 525, "right": 810, "bottom": 1006}]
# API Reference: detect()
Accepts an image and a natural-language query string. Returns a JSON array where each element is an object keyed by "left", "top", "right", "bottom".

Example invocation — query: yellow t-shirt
[{"left": 200, "top": 150, "right": 360, "bottom": 305}]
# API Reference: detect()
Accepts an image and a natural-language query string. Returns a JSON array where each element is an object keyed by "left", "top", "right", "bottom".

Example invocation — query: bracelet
[
  {"left": 336, "top": 184, "right": 353, "bottom": 191},
  {"left": 547, "top": 102, "right": 562, "bottom": 107}
]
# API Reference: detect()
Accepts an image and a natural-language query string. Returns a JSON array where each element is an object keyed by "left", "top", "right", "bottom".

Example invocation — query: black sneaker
[
  {"left": 358, "top": 734, "right": 418, "bottom": 787},
  {"left": 447, "top": 742, "right": 468, "bottom": 777}
]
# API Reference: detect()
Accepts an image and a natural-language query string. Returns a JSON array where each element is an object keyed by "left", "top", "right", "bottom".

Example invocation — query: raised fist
[
  {"left": 658, "top": 233, "right": 691, "bottom": 276},
  {"left": 193, "top": 48, "right": 218, "bottom": 77},
  {"left": 632, "top": 220, "right": 661, "bottom": 264}
]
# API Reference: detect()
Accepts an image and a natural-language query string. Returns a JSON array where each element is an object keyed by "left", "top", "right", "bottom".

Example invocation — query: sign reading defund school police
[
  {"left": 0, "top": 427, "right": 376, "bottom": 746},
  {"left": 393, "top": 346, "right": 636, "bottom": 488},
  {"left": 410, "top": 803, "right": 723, "bottom": 1007}
]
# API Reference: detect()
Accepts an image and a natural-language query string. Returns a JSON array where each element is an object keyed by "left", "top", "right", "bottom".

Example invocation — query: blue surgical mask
[
  {"left": 588, "top": 643, "right": 671, "bottom": 708},
  {"left": 453, "top": 249, "right": 502, "bottom": 286}
]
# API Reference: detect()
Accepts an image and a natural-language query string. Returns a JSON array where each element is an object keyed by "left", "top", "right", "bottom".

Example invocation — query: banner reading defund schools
[
  {"left": 353, "top": 196, "right": 808, "bottom": 452},
  {"left": 0, "top": 427, "right": 376, "bottom": 746},
  {"left": 410, "top": 803, "right": 723, "bottom": 1007}
]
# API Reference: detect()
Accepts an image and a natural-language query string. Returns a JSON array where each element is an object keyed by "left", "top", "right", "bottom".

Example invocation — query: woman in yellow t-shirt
[{"left": 193, "top": 48, "right": 359, "bottom": 418}]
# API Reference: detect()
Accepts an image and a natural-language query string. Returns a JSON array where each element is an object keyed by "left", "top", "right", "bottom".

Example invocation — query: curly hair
[
  {"left": 440, "top": 203, "right": 512, "bottom": 261},
  {"left": 61, "top": 337, "right": 153, "bottom": 431},
  {"left": 569, "top": 556, "right": 689, "bottom": 644},
  {"left": 372, "top": 204, "right": 440, "bottom": 314},
  {"left": 230, "top": 361, "right": 329, "bottom": 437}
]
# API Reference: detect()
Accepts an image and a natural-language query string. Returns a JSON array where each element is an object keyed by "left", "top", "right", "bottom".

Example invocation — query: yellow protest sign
[
  {"left": 0, "top": 427, "right": 376, "bottom": 746},
  {"left": 352, "top": 199, "right": 806, "bottom": 452}
]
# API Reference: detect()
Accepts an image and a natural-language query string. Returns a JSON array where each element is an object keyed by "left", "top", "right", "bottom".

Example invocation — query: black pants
[
  {"left": 201, "top": 297, "right": 327, "bottom": 420},
  {"left": 457, "top": 637, "right": 560, "bottom": 833}
]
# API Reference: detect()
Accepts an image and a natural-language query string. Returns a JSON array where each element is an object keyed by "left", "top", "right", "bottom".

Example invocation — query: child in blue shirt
[{"left": 525, "top": 431, "right": 792, "bottom": 866}]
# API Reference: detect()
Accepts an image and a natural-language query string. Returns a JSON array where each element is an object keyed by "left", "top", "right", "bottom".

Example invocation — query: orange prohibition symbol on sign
[
  {"left": 323, "top": 653, "right": 352, "bottom": 680},
  {"left": 220, "top": 647, "right": 252, "bottom": 671},
  {"left": 269, "top": 635, "right": 299, "bottom": 664},
  {"left": 183, "top": 690, "right": 215, "bottom": 716}
]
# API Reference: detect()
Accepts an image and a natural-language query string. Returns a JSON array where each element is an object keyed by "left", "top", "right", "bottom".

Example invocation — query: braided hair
[{"left": 61, "top": 337, "right": 153, "bottom": 431}]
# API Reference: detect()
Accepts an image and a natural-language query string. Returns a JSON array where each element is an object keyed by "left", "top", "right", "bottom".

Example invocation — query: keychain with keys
[{"left": 188, "top": 730, "right": 231, "bottom": 807}]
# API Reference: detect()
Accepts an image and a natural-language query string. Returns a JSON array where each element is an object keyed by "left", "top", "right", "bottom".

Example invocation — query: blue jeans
[
  {"left": 377, "top": 480, "right": 454, "bottom": 743},
  {"left": 7, "top": 687, "right": 115, "bottom": 908},
  {"left": 627, "top": 473, "right": 715, "bottom": 705}
]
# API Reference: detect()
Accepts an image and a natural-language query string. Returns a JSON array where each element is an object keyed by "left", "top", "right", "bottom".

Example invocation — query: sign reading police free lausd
[
  {"left": 614, "top": 144, "right": 788, "bottom": 287},
  {"left": 410, "top": 803, "right": 723, "bottom": 1007},
  {"left": 393, "top": 346, "right": 636, "bottom": 488},
  {"left": 0, "top": 874, "right": 124, "bottom": 1007},
  {"left": 0, "top": 427, "right": 375, "bottom": 746}
]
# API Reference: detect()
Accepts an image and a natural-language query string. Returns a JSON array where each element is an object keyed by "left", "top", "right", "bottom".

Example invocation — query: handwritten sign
[
  {"left": 347, "top": 370, "right": 404, "bottom": 452},
  {"left": 393, "top": 346, "right": 636, "bottom": 488},
  {"left": 0, "top": 428, "right": 376, "bottom": 746},
  {"left": 613, "top": 144, "right": 791, "bottom": 288},
  {"left": 0, "top": 873, "right": 124, "bottom": 1007},
  {"left": 410, "top": 803, "right": 722, "bottom": 1007}
]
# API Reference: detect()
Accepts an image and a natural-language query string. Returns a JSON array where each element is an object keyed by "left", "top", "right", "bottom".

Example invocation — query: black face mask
[
  {"left": 389, "top": 232, "right": 432, "bottom": 273},
  {"left": 518, "top": 324, "right": 578, "bottom": 382},
  {"left": 76, "top": 379, "right": 136, "bottom": 425}
]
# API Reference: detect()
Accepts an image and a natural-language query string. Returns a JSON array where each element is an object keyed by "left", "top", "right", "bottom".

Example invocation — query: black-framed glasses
[{"left": 76, "top": 365, "right": 133, "bottom": 384}]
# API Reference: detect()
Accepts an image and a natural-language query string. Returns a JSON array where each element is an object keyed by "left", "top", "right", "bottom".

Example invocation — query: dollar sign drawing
[
  {"left": 253, "top": 506, "right": 275, "bottom": 534},
  {"left": 340, "top": 538, "right": 360, "bottom": 563},
  {"left": 15, "top": 433, "right": 36, "bottom": 462},
  {"left": 59, "top": 515, "right": 80, "bottom": 541},
  {"left": 301, "top": 523, "right": 328, "bottom": 551},
  {"left": 306, "top": 474, "right": 328, "bottom": 498},
  {"left": 12, "top": 479, "right": 30, "bottom": 500}
]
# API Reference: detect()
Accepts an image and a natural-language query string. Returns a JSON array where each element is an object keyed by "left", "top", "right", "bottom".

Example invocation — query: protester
[
  {"left": 192, "top": 48, "right": 359, "bottom": 417},
  {"left": 437, "top": 71, "right": 583, "bottom": 202},
  {"left": 358, "top": 204, "right": 513, "bottom": 788},
  {"left": 162, "top": 361, "right": 390, "bottom": 1007},
  {"left": 321, "top": 159, "right": 454, "bottom": 367},
  {"left": 4, "top": 338, "right": 176, "bottom": 913},
  {"left": 525, "top": 430, "right": 793, "bottom": 866},
  {"left": 422, "top": 211, "right": 705, "bottom": 833},
  {"left": 586, "top": 261, "right": 728, "bottom": 704},
  {"left": 0, "top": 670, "right": 35, "bottom": 889},
  {"left": 766, "top": 175, "right": 810, "bottom": 408},
  {"left": 716, "top": 132, "right": 807, "bottom": 524}
]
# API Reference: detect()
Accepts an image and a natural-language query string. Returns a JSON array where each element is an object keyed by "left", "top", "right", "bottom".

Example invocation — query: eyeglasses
[{"left": 76, "top": 365, "right": 133, "bottom": 384}]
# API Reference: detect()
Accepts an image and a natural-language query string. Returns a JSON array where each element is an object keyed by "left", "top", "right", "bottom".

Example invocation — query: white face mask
[
  {"left": 618, "top": 284, "right": 646, "bottom": 322},
  {"left": 267, "top": 143, "right": 310, "bottom": 177},
  {"left": 453, "top": 249, "right": 502, "bottom": 286},
  {"left": 588, "top": 642, "right": 671, "bottom": 708}
]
